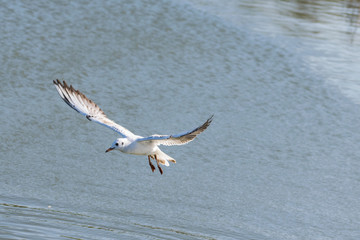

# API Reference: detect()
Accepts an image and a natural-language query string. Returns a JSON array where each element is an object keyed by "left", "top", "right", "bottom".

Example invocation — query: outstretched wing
[
  {"left": 137, "top": 115, "right": 213, "bottom": 146},
  {"left": 53, "top": 79, "right": 136, "bottom": 139}
]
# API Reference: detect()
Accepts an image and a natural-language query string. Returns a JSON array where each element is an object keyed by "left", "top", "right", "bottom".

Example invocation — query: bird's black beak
[{"left": 105, "top": 147, "right": 114, "bottom": 153}]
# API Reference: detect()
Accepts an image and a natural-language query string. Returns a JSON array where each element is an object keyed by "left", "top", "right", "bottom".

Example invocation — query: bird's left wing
[
  {"left": 53, "top": 79, "right": 136, "bottom": 139},
  {"left": 137, "top": 115, "right": 213, "bottom": 146}
]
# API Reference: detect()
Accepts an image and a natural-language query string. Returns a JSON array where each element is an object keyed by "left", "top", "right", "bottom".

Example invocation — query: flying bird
[{"left": 53, "top": 80, "right": 213, "bottom": 174}]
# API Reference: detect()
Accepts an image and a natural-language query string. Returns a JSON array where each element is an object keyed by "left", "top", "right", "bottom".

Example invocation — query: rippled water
[{"left": 1, "top": 0, "right": 360, "bottom": 239}]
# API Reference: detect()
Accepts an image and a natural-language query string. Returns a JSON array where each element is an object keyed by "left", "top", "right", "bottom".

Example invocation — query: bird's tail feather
[{"left": 155, "top": 150, "right": 176, "bottom": 166}]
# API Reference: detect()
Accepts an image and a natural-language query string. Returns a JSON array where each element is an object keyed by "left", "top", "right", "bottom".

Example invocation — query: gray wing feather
[
  {"left": 53, "top": 79, "right": 136, "bottom": 139},
  {"left": 137, "top": 115, "right": 213, "bottom": 146}
]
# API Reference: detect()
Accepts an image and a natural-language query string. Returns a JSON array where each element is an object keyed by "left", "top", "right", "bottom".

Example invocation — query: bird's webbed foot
[
  {"left": 154, "top": 155, "right": 163, "bottom": 175},
  {"left": 148, "top": 155, "right": 156, "bottom": 172}
]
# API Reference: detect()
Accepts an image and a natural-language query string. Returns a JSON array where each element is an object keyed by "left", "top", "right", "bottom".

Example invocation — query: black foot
[
  {"left": 154, "top": 154, "right": 163, "bottom": 175},
  {"left": 148, "top": 156, "right": 156, "bottom": 172},
  {"left": 158, "top": 165, "right": 163, "bottom": 175}
]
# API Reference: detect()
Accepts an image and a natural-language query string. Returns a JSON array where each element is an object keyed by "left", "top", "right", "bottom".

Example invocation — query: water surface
[{"left": 1, "top": 0, "right": 360, "bottom": 239}]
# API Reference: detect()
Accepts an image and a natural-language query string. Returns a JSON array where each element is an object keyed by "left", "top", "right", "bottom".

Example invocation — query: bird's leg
[
  {"left": 154, "top": 155, "right": 163, "bottom": 175},
  {"left": 148, "top": 155, "right": 155, "bottom": 172}
]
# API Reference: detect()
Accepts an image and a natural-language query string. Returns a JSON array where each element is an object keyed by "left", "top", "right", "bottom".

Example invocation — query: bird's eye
[
  {"left": 115, "top": 143, "right": 119, "bottom": 146},
  {"left": 121, "top": 142, "right": 124, "bottom": 146}
]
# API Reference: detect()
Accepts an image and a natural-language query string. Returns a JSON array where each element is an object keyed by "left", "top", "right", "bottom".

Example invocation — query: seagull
[{"left": 53, "top": 80, "right": 213, "bottom": 174}]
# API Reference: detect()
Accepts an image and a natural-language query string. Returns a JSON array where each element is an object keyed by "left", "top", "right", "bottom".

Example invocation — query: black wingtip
[
  {"left": 207, "top": 114, "right": 214, "bottom": 124},
  {"left": 53, "top": 79, "right": 64, "bottom": 86}
]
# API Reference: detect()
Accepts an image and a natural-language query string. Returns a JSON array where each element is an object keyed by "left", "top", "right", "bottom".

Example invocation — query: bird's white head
[{"left": 105, "top": 138, "right": 128, "bottom": 153}]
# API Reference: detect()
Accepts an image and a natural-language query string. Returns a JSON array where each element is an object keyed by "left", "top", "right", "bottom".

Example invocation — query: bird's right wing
[
  {"left": 137, "top": 115, "right": 213, "bottom": 146},
  {"left": 53, "top": 79, "right": 136, "bottom": 139}
]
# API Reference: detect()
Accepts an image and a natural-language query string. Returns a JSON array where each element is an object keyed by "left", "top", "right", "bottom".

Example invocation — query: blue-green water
[{"left": 1, "top": 0, "right": 359, "bottom": 239}]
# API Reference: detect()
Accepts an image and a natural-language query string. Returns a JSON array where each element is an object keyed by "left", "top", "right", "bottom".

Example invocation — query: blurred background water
[{"left": 1, "top": 0, "right": 360, "bottom": 239}]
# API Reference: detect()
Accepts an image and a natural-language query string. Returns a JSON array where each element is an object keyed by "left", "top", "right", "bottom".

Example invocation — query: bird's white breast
[{"left": 124, "top": 141, "right": 157, "bottom": 155}]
